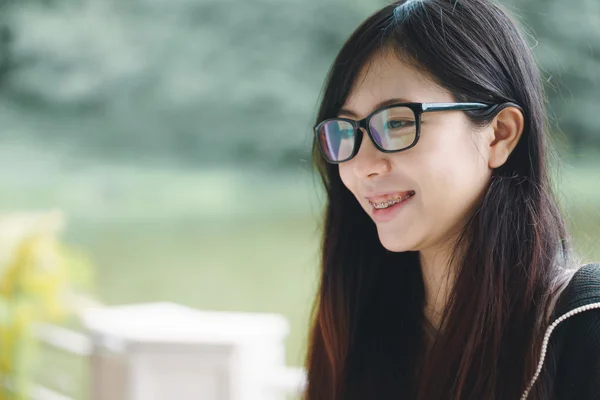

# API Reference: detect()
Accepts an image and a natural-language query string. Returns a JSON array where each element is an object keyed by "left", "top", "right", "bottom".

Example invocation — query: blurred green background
[{"left": 0, "top": 0, "right": 598, "bottom": 395}]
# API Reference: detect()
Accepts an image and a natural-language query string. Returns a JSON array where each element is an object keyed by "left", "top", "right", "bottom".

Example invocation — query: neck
[{"left": 419, "top": 242, "right": 457, "bottom": 331}]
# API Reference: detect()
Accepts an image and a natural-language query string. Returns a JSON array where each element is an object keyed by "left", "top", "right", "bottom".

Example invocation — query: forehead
[{"left": 341, "top": 50, "right": 451, "bottom": 118}]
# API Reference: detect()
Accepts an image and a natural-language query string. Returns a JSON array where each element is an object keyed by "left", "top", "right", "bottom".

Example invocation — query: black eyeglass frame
[{"left": 314, "top": 102, "right": 502, "bottom": 164}]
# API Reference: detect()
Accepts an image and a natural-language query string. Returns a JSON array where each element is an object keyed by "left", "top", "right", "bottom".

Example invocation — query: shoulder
[
  {"left": 550, "top": 263, "right": 600, "bottom": 399},
  {"left": 553, "top": 263, "right": 600, "bottom": 317}
]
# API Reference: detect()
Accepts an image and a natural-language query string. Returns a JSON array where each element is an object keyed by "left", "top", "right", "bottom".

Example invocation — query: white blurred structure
[{"left": 35, "top": 302, "right": 306, "bottom": 400}]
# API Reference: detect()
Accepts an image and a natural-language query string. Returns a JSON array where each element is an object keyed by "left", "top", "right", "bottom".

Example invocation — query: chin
[{"left": 377, "top": 231, "right": 417, "bottom": 253}]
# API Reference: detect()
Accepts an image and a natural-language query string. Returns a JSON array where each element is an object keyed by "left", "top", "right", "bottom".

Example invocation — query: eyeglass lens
[{"left": 316, "top": 106, "right": 417, "bottom": 162}]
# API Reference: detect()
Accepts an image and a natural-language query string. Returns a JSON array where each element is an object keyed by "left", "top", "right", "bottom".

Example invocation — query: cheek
[{"left": 419, "top": 127, "right": 490, "bottom": 224}]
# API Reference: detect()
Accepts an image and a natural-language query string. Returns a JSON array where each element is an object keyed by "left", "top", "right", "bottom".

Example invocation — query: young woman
[{"left": 305, "top": 0, "right": 600, "bottom": 399}]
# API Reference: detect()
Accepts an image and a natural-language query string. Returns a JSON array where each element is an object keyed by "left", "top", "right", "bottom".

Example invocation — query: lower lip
[{"left": 370, "top": 194, "right": 414, "bottom": 223}]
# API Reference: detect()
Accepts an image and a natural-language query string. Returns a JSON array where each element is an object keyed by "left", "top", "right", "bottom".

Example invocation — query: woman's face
[{"left": 338, "top": 50, "right": 493, "bottom": 253}]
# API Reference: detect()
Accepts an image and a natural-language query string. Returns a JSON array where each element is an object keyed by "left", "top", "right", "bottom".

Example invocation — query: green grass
[
  {"left": 555, "top": 159, "right": 600, "bottom": 261},
  {"left": 67, "top": 215, "right": 321, "bottom": 364}
]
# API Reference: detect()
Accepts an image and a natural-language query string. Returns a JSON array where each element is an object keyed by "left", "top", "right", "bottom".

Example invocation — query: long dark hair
[{"left": 304, "top": 0, "right": 572, "bottom": 399}]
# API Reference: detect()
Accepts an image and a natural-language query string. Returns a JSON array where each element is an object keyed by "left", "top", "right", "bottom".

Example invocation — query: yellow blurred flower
[{"left": 0, "top": 211, "right": 93, "bottom": 400}]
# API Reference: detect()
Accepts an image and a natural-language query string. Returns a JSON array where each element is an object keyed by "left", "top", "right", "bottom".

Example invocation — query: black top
[{"left": 537, "top": 263, "right": 600, "bottom": 399}]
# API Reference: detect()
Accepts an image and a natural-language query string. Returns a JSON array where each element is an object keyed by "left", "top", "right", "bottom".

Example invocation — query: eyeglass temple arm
[{"left": 422, "top": 102, "right": 494, "bottom": 112}]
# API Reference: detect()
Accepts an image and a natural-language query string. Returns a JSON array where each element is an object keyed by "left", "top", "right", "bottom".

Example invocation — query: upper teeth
[{"left": 371, "top": 193, "right": 413, "bottom": 209}]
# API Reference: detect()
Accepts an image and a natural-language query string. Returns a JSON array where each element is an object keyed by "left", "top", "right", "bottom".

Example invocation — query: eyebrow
[{"left": 338, "top": 97, "right": 413, "bottom": 118}]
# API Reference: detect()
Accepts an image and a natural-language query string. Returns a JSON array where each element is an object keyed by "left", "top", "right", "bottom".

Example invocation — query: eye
[
  {"left": 341, "top": 128, "right": 355, "bottom": 138},
  {"left": 384, "top": 119, "right": 415, "bottom": 130}
]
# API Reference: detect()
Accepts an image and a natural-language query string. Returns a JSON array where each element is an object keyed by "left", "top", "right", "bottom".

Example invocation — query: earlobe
[{"left": 488, "top": 106, "right": 525, "bottom": 169}]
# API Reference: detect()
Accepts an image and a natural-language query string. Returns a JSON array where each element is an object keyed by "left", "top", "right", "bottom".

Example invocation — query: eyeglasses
[{"left": 314, "top": 102, "right": 498, "bottom": 163}]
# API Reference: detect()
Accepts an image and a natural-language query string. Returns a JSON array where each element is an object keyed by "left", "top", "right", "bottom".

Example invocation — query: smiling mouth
[{"left": 368, "top": 191, "right": 416, "bottom": 210}]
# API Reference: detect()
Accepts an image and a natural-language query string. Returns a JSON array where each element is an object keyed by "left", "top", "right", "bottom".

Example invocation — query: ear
[{"left": 488, "top": 106, "right": 524, "bottom": 169}]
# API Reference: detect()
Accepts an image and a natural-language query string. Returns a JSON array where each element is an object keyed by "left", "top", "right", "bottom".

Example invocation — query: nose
[{"left": 351, "top": 128, "right": 392, "bottom": 178}]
